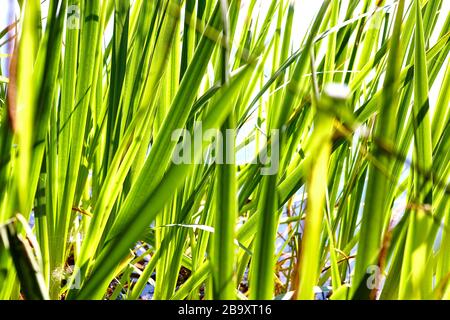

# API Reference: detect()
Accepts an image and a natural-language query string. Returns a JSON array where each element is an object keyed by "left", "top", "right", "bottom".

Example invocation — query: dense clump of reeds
[{"left": 0, "top": 0, "right": 449, "bottom": 300}]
